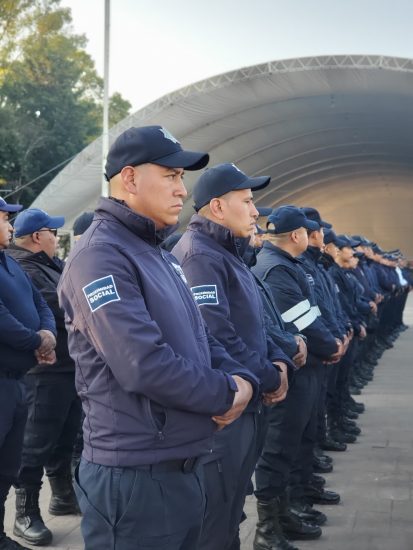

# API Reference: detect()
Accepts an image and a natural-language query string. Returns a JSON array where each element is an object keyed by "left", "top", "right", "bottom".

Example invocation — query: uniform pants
[
  {"left": 255, "top": 365, "right": 318, "bottom": 501},
  {"left": 198, "top": 412, "right": 257, "bottom": 550},
  {"left": 75, "top": 458, "right": 205, "bottom": 550},
  {"left": 16, "top": 372, "right": 82, "bottom": 488},
  {"left": 0, "top": 379, "right": 27, "bottom": 533}
]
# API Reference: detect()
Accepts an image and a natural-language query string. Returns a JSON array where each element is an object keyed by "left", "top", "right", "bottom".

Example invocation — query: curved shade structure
[{"left": 32, "top": 55, "right": 413, "bottom": 255}]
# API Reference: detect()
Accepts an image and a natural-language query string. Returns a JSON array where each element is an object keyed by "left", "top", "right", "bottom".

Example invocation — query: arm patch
[
  {"left": 191, "top": 284, "right": 219, "bottom": 306},
  {"left": 83, "top": 274, "right": 120, "bottom": 312}
]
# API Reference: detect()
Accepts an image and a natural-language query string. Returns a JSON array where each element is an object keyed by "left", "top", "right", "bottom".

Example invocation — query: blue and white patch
[
  {"left": 82, "top": 275, "right": 120, "bottom": 312},
  {"left": 191, "top": 285, "right": 219, "bottom": 306},
  {"left": 159, "top": 127, "right": 179, "bottom": 144}
]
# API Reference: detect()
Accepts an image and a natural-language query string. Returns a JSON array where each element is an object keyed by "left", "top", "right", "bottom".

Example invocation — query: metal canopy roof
[{"left": 32, "top": 55, "right": 413, "bottom": 255}]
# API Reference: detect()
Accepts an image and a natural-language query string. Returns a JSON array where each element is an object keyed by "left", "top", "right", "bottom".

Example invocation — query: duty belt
[{"left": 137, "top": 457, "right": 199, "bottom": 474}]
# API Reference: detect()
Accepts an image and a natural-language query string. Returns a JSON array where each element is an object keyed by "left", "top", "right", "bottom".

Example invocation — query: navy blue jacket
[
  {"left": 253, "top": 242, "right": 338, "bottom": 360},
  {"left": 300, "top": 247, "right": 344, "bottom": 340},
  {"left": 58, "top": 198, "right": 256, "bottom": 467},
  {"left": 0, "top": 251, "right": 56, "bottom": 376},
  {"left": 173, "top": 215, "right": 292, "bottom": 395},
  {"left": 328, "top": 263, "right": 366, "bottom": 332}
]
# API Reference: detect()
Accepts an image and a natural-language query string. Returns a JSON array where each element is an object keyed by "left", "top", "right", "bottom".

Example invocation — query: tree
[{"left": 0, "top": 0, "right": 131, "bottom": 205}]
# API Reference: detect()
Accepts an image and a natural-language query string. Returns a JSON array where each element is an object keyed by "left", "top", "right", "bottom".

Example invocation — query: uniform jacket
[
  {"left": 0, "top": 250, "right": 56, "bottom": 376},
  {"left": 252, "top": 242, "right": 337, "bottom": 361},
  {"left": 7, "top": 245, "right": 74, "bottom": 374},
  {"left": 300, "top": 247, "right": 344, "bottom": 340},
  {"left": 58, "top": 197, "right": 254, "bottom": 467},
  {"left": 172, "top": 215, "right": 292, "bottom": 395}
]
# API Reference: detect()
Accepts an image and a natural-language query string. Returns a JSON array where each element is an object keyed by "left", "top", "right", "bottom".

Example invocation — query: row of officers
[{"left": 0, "top": 125, "right": 411, "bottom": 550}]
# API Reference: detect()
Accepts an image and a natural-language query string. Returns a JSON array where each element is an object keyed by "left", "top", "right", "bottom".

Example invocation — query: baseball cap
[
  {"left": 105, "top": 125, "right": 209, "bottom": 179},
  {"left": 193, "top": 163, "right": 270, "bottom": 211},
  {"left": 336, "top": 234, "right": 361, "bottom": 248},
  {"left": 323, "top": 229, "right": 347, "bottom": 247},
  {"left": 73, "top": 212, "right": 94, "bottom": 236},
  {"left": 301, "top": 207, "right": 332, "bottom": 229},
  {"left": 0, "top": 197, "right": 23, "bottom": 213},
  {"left": 267, "top": 205, "right": 319, "bottom": 234},
  {"left": 257, "top": 207, "right": 273, "bottom": 217},
  {"left": 14, "top": 208, "right": 65, "bottom": 238}
]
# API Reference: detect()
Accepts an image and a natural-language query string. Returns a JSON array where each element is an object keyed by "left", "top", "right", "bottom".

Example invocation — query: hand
[
  {"left": 292, "top": 336, "right": 307, "bottom": 368},
  {"left": 35, "top": 349, "right": 57, "bottom": 365},
  {"left": 369, "top": 301, "right": 378, "bottom": 315},
  {"left": 359, "top": 325, "right": 367, "bottom": 340},
  {"left": 37, "top": 330, "right": 56, "bottom": 355},
  {"left": 212, "top": 375, "right": 253, "bottom": 429},
  {"left": 324, "top": 338, "right": 344, "bottom": 364},
  {"left": 263, "top": 362, "right": 289, "bottom": 405}
]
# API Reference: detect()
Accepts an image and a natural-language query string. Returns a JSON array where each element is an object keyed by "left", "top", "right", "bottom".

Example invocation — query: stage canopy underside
[{"left": 32, "top": 55, "right": 413, "bottom": 256}]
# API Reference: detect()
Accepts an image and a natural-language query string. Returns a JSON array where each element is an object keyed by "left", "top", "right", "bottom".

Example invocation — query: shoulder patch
[
  {"left": 191, "top": 284, "right": 219, "bottom": 306},
  {"left": 82, "top": 275, "right": 120, "bottom": 312}
]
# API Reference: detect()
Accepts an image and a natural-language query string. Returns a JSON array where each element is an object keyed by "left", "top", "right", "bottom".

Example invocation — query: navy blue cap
[
  {"left": 255, "top": 224, "right": 266, "bottom": 235},
  {"left": 267, "top": 205, "right": 319, "bottom": 234},
  {"left": 352, "top": 234, "right": 373, "bottom": 246},
  {"left": 323, "top": 229, "right": 347, "bottom": 247},
  {"left": 73, "top": 212, "right": 94, "bottom": 236},
  {"left": 372, "top": 244, "right": 384, "bottom": 254},
  {"left": 193, "top": 163, "right": 270, "bottom": 211},
  {"left": 301, "top": 207, "right": 332, "bottom": 229},
  {"left": 336, "top": 234, "right": 361, "bottom": 248},
  {"left": 105, "top": 125, "right": 209, "bottom": 179},
  {"left": 0, "top": 197, "right": 22, "bottom": 213},
  {"left": 14, "top": 208, "right": 65, "bottom": 238},
  {"left": 257, "top": 207, "right": 273, "bottom": 217}
]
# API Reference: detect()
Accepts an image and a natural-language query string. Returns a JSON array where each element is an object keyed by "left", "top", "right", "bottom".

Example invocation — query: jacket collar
[
  {"left": 96, "top": 197, "right": 177, "bottom": 246},
  {"left": 7, "top": 244, "right": 62, "bottom": 272},
  {"left": 187, "top": 214, "right": 250, "bottom": 259},
  {"left": 302, "top": 246, "right": 322, "bottom": 263},
  {"left": 261, "top": 241, "right": 301, "bottom": 264}
]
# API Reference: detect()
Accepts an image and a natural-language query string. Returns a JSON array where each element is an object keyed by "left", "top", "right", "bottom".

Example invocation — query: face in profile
[
  {"left": 218, "top": 189, "right": 259, "bottom": 238},
  {"left": 0, "top": 212, "right": 13, "bottom": 250}
]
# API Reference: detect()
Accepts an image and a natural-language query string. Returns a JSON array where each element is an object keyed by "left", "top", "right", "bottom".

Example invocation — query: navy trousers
[
  {"left": 17, "top": 372, "right": 81, "bottom": 488},
  {"left": 197, "top": 412, "right": 257, "bottom": 550},
  {"left": 255, "top": 365, "right": 318, "bottom": 500},
  {"left": 0, "top": 379, "right": 27, "bottom": 533},
  {"left": 75, "top": 458, "right": 205, "bottom": 550}
]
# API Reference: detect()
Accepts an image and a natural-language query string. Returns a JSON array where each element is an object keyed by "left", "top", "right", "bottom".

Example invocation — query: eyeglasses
[{"left": 37, "top": 229, "right": 58, "bottom": 237}]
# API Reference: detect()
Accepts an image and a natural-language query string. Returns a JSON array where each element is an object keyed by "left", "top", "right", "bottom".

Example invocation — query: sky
[{"left": 61, "top": 0, "right": 413, "bottom": 112}]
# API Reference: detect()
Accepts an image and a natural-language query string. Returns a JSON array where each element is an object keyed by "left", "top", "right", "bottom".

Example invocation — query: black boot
[
  {"left": 13, "top": 487, "right": 52, "bottom": 546},
  {"left": 288, "top": 498, "right": 327, "bottom": 527},
  {"left": 303, "top": 484, "right": 340, "bottom": 505},
  {"left": 253, "top": 498, "right": 299, "bottom": 550},
  {"left": 279, "top": 493, "right": 322, "bottom": 541},
  {"left": 48, "top": 476, "right": 80, "bottom": 516}
]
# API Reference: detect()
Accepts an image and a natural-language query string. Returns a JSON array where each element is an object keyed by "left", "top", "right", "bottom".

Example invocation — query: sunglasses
[{"left": 37, "top": 228, "right": 58, "bottom": 237}]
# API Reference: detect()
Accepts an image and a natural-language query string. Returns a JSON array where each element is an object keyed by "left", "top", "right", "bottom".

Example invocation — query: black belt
[
  {"left": 0, "top": 370, "right": 22, "bottom": 380},
  {"left": 137, "top": 457, "right": 199, "bottom": 474}
]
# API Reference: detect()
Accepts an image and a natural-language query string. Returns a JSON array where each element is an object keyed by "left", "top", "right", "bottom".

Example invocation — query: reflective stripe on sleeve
[
  {"left": 293, "top": 306, "right": 319, "bottom": 331},
  {"left": 281, "top": 299, "right": 311, "bottom": 323}
]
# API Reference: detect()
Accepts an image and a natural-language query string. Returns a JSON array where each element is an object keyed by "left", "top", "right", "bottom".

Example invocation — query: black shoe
[
  {"left": 280, "top": 512, "right": 322, "bottom": 541},
  {"left": 310, "top": 474, "right": 326, "bottom": 488},
  {"left": 13, "top": 487, "right": 52, "bottom": 546},
  {"left": 329, "top": 429, "right": 357, "bottom": 444},
  {"left": 346, "top": 400, "right": 365, "bottom": 414},
  {"left": 254, "top": 498, "right": 299, "bottom": 550},
  {"left": 303, "top": 485, "right": 340, "bottom": 505},
  {"left": 0, "top": 535, "right": 31, "bottom": 550},
  {"left": 48, "top": 476, "right": 80, "bottom": 516},
  {"left": 338, "top": 419, "right": 361, "bottom": 436},
  {"left": 313, "top": 456, "right": 333, "bottom": 473},
  {"left": 343, "top": 409, "right": 359, "bottom": 420},
  {"left": 289, "top": 500, "right": 327, "bottom": 526},
  {"left": 320, "top": 436, "right": 347, "bottom": 452}
]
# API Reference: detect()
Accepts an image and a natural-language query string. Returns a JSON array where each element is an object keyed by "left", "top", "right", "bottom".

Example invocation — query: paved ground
[{"left": 4, "top": 296, "right": 413, "bottom": 549}]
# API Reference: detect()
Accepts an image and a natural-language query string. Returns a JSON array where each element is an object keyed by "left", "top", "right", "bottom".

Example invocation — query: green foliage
[{"left": 0, "top": 0, "right": 131, "bottom": 205}]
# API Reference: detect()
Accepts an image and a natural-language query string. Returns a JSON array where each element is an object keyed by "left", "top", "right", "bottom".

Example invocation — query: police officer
[
  {"left": 252, "top": 206, "right": 341, "bottom": 550},
  {"left": 58, "top": 126, "right": 256, "bottom": 550},
  {"left": 173, "top": 163, "right": 292, "bottom": 550},
  {"left": 7, "top": 208, "right": 82, "bottom": 546},
  {"left": 0, "top": 198, "right": 56, "bottom": 550}
]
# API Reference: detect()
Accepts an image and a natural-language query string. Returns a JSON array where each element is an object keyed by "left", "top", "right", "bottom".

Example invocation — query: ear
[
  {"left": 31, "top": 232, "right": 41, "bottom": 245},
  {"left": 120, "top": 166, "right": 137, "bottom": 195},
  {"left": 209, "top": 198, "right": 225, "bottom": 220},
  {"left": 291, "top": 230, "right": 299, "bottom": 244}
]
